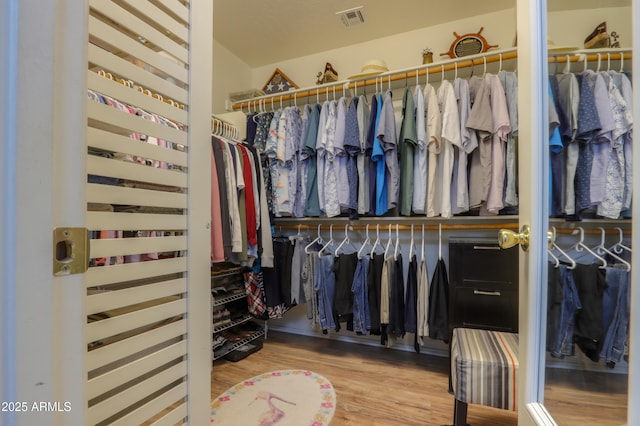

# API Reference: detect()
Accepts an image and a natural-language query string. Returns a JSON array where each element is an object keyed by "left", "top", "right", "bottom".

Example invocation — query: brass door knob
[
  {"left": 498, "top": 225, "right": 531, "bottom": 251},
  {"left": 498, "top": 225, "right": 554, "bottom": 252}
]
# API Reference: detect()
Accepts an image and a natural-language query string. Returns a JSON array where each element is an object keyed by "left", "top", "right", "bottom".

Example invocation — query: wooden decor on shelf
[
  {"left": 441, "top": 27, "right": 498, "bottom": 58},
  {"left": 262, "top": 68, "right": 299, "bottom": 94}
]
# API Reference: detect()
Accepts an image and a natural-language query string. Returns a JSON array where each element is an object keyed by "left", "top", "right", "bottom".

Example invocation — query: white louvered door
[{"left": 85, "top": 1, "right": 211, "bottom": 425}]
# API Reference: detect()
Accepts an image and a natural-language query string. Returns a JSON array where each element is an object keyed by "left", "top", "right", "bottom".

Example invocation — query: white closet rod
[
  {"left": 232, "top": 47, "right": 518, "bottom": 111},
  {"left": 232, "top": 47, "right": 632, "bottom": 111}
]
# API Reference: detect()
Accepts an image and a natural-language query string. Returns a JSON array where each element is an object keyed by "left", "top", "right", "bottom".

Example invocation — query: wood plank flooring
[
  {"left": 212, "top": 331, "right": 518, "bottom": 426},
  {"left": 212, "top": 331, "right": 628, "bottom": 426}
]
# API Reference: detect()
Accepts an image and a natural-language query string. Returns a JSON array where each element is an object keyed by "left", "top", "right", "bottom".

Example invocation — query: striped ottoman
[{"left": 450, "top": 328, "right": 519, "bottom": 425}]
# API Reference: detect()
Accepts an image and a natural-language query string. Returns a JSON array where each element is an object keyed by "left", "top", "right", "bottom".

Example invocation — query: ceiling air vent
[{"left": 336, "top": 6, "right": 365, "bottom": 28}]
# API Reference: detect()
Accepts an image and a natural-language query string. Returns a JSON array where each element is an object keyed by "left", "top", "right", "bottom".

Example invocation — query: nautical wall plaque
[{"left": 440, "top": 27, "right": 498, "bottom": 58}]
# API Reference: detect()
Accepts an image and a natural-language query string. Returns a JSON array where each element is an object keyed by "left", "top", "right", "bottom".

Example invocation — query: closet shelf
[
  {"left": 213, "top": 315, "right": 255, "bottom": 334},
  {"left": 231, "top": 47, "right": 632, "bottom": 111},
  {"left": 212, "top": 292, "right": 246, "bottom": 307},
  {"left": 213, "top": 329, "right": 265, "bottom": 361}
]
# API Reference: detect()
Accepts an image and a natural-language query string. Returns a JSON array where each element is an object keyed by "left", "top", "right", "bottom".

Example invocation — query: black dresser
[{"left": 448, "top": 238, "right": 519, "bottom": 333}]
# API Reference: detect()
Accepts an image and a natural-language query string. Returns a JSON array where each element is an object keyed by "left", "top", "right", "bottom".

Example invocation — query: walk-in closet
[{"left": 1, "top": 1, "right": 638, "bottom": 426}]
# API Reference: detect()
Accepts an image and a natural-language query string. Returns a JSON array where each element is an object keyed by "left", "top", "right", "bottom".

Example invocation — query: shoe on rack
[{"left": 213, "top": 334, "right": 227, "bottom": 350}]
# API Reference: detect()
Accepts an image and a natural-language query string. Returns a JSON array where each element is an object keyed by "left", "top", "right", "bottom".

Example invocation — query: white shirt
[
  {"left": 424, "top": 84, "right": 442, "bottom": 217},
  {"left": 438, "top": 80, "right": 461, "bottom": 219}
]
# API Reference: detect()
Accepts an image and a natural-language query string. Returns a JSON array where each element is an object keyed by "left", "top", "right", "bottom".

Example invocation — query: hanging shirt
[
  {"left": 220, "top": 141, "right": 242, "bottom": 253},
  {"left": 498, "top": 71, "right": 519, "bottom": 208},
  {"left": 295, "top": 105, "right": 311, "bottom": 217},
  {"left": 210, "top": 144, "right": 225, "bottom": 262},
  {"left": 284, "top": 106, "right": 302, "bottom": 217},
  {"left": 322, "top": 100, "right": 340, "bottom": 217},
  {"left": 265, "top": 110, "right": 282, "bottom": 216},
  {"left": 467, "top": 76, "right": 493, "bottom": 209},
  {"left": 584, "top": 70, "right": 615, "bottom": 206},
  {"left": 357, "top": 95, "right": 370, "bottom": 215},
  {"left": 377, "top": 90, "right": 400, "bottom": 212},
  {"left": 304, "top": 104, "right": 322, "bottom": 216},
  {"left": 484, "top": 74, "right": 511, "bottom": 215},
  {"left": 575, "top": 74, "right": 601, "bottom": 214},
  {"left": 437, "top": 80, "right": 462, "bottom": 218},
  {"left": 452, "top": 78, "right": 476, "bottom": 214},
  {"left": 557, "top": 72, "right": 580, "bottom": 216},
  {"left": 412, "top": 85, "right": 427, "bottom": 214},
  {"left": 366, "top": 94, "right": 379, "bottom": 215},
  {"left": 398, "top": 87, "right": 418, "bottom": 216},
  {"left": 344, "top": 97, "right": 361, "bottom": 213},
  {"left": 334, "top": 96, "right": 350, "bottom": 210},
  {"left": 424, "top": 84, "right": 442, "bottom": 217},
  {"left": 597, "top": 73, "right": 632, "bottom": 218},
  {"left": 611, "top": 72, "right": 634, "bottom": 211},
  {"left": 371, "top": 93, "right": 387, "bottom": 215},
  {"left": 316, "top": 101, "right": 330, "bottom": 215}
]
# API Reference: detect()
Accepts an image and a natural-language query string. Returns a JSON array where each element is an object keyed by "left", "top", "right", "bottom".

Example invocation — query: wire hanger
[
  {"left": 358, "top": 224, "right": 371, "bottom": 260},
  {"left": 594, "top": 227, "right": 630, "bottom": 271},
  {"left": 318, "top": 224, "right": 335, "bottom": 256},
  {"left": 569, "top": 227, "right": 607, "bottom": 268},
  {"left": 370, "top": 224, "right": 382, "bottom": 258},
  {"left": 305, "top": 224, "right": 323, "bottom": 254}
]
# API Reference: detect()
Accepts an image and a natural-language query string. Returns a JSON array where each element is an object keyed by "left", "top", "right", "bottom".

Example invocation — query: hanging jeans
[
  {"left": 547, "top": 264, "right": 581, "bottom": 358},
  {"left": 600, "top": 267, "right": 630, "bottom": 366},
  {"left": 351, "top": 256, "right": 370, "bottom": 335},
  {"left": 315, "top": 254, "right": 336, "bottom": 333}
]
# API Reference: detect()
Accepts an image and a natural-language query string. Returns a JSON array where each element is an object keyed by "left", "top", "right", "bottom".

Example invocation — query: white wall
[
  {"left": 251, "top": 8, "right": 517, "bottom": 90},
  {"left": 548, "top": 6, "right": 631, "bottom": 50},
  {"left": 212, "top": 40, "right": 252, "bottom": 114}
]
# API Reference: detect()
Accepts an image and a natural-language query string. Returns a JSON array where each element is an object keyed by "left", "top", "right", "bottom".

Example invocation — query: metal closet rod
[{"left": 232, "top": 48, "right": 518, "bottom": 111}]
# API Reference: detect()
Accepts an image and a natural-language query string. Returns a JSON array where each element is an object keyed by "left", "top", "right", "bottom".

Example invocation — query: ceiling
[{"left": 213, "top": 0, "right": 631, "bottom": 68}]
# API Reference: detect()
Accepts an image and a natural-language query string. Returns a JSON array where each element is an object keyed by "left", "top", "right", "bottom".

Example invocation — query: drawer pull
[
  {"left": 474, "top": 289, "right": 502, "bottom": 297},
  {"left": 472, "top": 245, "right": 501, "bottom": 250}
]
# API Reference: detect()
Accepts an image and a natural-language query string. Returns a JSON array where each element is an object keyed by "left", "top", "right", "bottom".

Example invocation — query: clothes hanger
[
  {"left": 498, "top": 53, "right": 503, "bottom": 73},
  {"left": 441, "top": 64, "right": 445, "bottom": 82},
  {"left": 550, "top": 227, "right": 576, "bottom": 269},
  {"left": 370, "top": 224, "right": 381, "bottom": 257},
  {"left": 409, "top": 224, "right": 415, "bottom": 260},
  {"left": 358, "top": 224, "right": 371, "bottom": 260},
  {"left": 393, "top": 224, "right": 401, "bottom": 260},
  {"left": 594, "top": 227, "right": 630, "bottom": 271},
  {"left": 288, "top": 224, "right": 305, "bottom": 244},
  {"left": 335, "top": 225, "right": 356, "bottom": 257},
  {"left": 318, "top": 224, "right": 335, "bottom": 256},
  {"left": 620, "top": 53, "right": 624, "bottom": 73},
  {"left": 421, "top": 224, "right": 425, "bottom": 263},
  {"left": 384, "top": 224, "right": 394, "bottom": 259},
  {"left": 454, "top": 62, "right": 458, "bottom": 80},
  {"left": 596, "top": 53, "right": 601, "bottom": 73},
  {"left": 569, "top": 227, "right": 607, "bottom": 268},
  {"left": 305, "top": 224, "right": 323, "bottom": 254},
  {"left": 438, "top": 223, "right": 442, "bottom": 260},
  {"left": 482, "top": 56, "right": 487, "bottom": 76},
  {"left": 611, "top": 227, "right": 632, "bottom": 254},
  {"left": 548, "top": 246, "right": 560, "bottom": 268},
  {"left": 563, "top": 54, "right": 571, "bottom": 74}
]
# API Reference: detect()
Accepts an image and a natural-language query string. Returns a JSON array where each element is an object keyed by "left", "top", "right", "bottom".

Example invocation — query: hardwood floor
[
  {"left": 212, "top": 331, "right": 518, "bottom": 426},
  {"left": 212, "top": 331, "right": 628, "bottom": 426}
]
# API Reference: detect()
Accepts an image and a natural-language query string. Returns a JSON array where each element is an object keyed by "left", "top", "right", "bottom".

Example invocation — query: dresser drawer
[
  {"left": 450, "top": 239, "right": 518, "bottom": 284},
  {"left": 449, "top": 238, "right": 519, "bottom": 333},
  {"left": 451, "top": 287, "right": 518, "bottom": 332}
]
